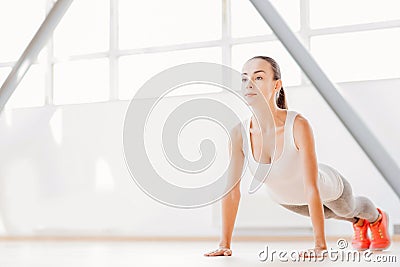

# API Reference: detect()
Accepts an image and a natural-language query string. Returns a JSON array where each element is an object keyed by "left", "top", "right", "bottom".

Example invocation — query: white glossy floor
[{"left": 0, "top": 239, "right": 399, "bottom": 266}]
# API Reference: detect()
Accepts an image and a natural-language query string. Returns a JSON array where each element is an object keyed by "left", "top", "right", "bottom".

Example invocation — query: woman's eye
[
  {"left": 241, "top": 78, "right": 247, "bottom": 82},
  {"left": 256, "top": 76, "right": 262, "bottom": 80}
]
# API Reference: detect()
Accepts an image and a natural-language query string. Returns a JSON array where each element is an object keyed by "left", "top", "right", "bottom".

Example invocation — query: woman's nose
[{"left": 246, "top": 81, "right": 253, "bottom": 89}]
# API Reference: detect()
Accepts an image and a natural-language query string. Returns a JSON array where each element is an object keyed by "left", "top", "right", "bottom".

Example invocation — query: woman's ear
[{"left": 274, "top": 80, "right": 282, "bottom": 93}]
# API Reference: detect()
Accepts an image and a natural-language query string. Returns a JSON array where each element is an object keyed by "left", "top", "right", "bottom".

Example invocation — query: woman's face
[{"left": 241, "top": 58, "right": 281, "bottom": 106}]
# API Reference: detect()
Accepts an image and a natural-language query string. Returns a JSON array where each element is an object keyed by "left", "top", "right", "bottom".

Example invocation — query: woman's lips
[{"left": 245, "top": 93, "right": 257, "bottom": 97}]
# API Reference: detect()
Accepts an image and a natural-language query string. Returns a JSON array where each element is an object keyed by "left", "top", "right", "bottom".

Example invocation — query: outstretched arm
[
  {"left": 204, "top": 124, "right": 245, "bottom": 256},
  {"left": 294, "top": 115, "right": 327, "bottom": 252}
]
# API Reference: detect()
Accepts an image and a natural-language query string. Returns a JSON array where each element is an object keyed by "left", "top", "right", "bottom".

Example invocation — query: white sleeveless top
[{"left": 241, "top": 110, "right": 344, "bottom": 205}]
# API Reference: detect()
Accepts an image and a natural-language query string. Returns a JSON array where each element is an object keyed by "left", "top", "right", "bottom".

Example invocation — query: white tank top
[{"left": 241, "top": 110, "right": 344, "bottom": 205}]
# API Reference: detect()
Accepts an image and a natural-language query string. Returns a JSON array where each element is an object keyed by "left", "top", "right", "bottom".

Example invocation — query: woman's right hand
[{"left": 204, "top": 246, "right": 232, "bottom": 257}]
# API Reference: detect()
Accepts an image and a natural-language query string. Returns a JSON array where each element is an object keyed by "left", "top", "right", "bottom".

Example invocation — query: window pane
[
  {"left": 54, "top": 0, "right": 109, "bottom": 57},
  {"left": 0, "top": 0, "right": 45, "bottom": 62},
  {"left": 4, "top": 64, "right": 45, "bottom": 109},
  {"left": 54, "top": 59, "right": 109, "bottom": 105},
  {"left": 310, "top": 0, "right": 400, "bottom": 29},
  {"left": 310, "top": 28, "right": 400, "bottom": 82},
  {"left": 232, "top": 42, "right": 302, "bottom": 87},
  {"left": 119, "top": 0, "right": 221, "bottom": 49},
  {"left": 231, "top": 0, "right": 300, "bottom": 38},
  {"left": 119, "top": 47, "right": 222, "bottom": 99}
]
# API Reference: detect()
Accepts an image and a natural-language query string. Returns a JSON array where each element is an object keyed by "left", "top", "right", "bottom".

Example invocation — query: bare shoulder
[
  {"left": 292, "top": 112, "right": 314, "bottom": 150},
  {"left": 293, "top": 113, "right": 313, "bottom": 131}
]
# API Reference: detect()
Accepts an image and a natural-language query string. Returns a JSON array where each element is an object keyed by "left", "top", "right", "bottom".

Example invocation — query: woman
[{"left": 204, "top": 56, "right": 390, "bottom": 257}]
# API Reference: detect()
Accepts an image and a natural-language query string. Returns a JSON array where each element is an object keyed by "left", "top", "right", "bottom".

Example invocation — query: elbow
[
  {"left": 230, "top": 187, "right": 241, "bottom": 201},
  {"left": 223, "top": 187, "right": 241, "bottom": 202},
  {"left": 231, "top": 190, "right": 241, "bottom": 200},
  {"left": 228, "top": 179, "right": 241, "bottom": 200}
]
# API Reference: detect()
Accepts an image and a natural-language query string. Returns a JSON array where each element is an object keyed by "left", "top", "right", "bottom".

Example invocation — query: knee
[
  {"left": 338, "top": 210, "right": 356, "bottom": 218},
  {"left": 330, "top": 205, "right": 356, "bottom": 218}
]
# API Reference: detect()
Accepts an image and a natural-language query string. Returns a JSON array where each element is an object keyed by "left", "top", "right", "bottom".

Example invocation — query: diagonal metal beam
[
  {"left": 249, "top": 0, "right": 400, "bottom": 199},
  {"left": 0, "top": 0, "right": 74, "bottom": 111}
]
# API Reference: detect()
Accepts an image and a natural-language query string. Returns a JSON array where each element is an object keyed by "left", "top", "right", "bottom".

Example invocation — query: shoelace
[
  {"left": 370, "top": 221, "right": 385, "bottom": 240},
  {"left": 353, "top": 223, "right": 368, "bottom": 240}
]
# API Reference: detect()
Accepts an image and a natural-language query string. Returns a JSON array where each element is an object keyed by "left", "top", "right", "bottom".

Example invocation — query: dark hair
[{"left": 247, "top": 56, "right": 287, "bottom": 109}]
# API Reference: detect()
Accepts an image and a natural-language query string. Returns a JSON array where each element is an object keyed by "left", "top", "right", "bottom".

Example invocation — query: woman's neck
[{"left": 251, "top": 104, "right": 285, "bottom": 133}]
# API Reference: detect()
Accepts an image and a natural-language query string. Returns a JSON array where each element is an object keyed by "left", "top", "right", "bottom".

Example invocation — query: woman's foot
[
  {"left": 369, "top": 208, "right": 391, "bottom": 251},
  {"left": 204, "top": 247, "right": 232, "bottom": 256},
  {"left": 351, "top": 218, "right": 371, "bottom": 250}
]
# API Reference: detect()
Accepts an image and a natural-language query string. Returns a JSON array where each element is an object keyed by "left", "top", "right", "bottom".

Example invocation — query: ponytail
[{"left": 276, "top": 87, "right": 287, "bottom": 109}]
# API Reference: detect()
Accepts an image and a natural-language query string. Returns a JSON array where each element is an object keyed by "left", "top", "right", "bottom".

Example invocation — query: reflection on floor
[{"left": 0, "top": 239, "right": 399, "bottom": 266}]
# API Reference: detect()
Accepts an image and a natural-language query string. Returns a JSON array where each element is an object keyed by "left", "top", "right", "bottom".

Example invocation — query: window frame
[{"left": 1, "top": 0, "right": 400, "bottom": 108}]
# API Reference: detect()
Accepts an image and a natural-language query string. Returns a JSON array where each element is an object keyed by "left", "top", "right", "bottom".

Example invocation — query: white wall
[{"left": 0, "top": 78, "right": 399, "bottom": 237}]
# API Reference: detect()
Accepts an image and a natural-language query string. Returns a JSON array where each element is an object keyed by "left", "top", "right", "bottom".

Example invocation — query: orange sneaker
[
  {"left": 369, "top": 208, "right": 391, "bottom": 251},
  {"left": 351, "top": 218, "right": 371, "bottom": 250}
]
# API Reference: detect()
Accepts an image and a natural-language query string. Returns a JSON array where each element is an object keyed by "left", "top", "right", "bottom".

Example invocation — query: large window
[
  {"left": 7, "top": 64, "right": 46, "bottom": 108},
  {"left": 310, "top": 0, "right": 400, "bottom": 29},
  {"left": 0, "top": 0, "right": 45, "bottom": 62},
  {"left": 0, "top": 0, "right": 46, "bottom": 109},
  {"left": 231, "top": 0, "right": 300, "bottom": 38},
  {"left": 119, "top": 0, "right": 221, "bottom": 49},
  {"left": 53, "top": 58, "right": 109, "bottom": 105},
  {"left": 53, "top": 0, "right": 109, "bottom": 57},
  {"left": 310, "top": 28, "right": 400, "bottom": 82},
  {"left": 1, "top": 0, "right": 399, "bottom": 108},
  {"left": 119, "top": 47, "right": 222, "bottom": 99}
]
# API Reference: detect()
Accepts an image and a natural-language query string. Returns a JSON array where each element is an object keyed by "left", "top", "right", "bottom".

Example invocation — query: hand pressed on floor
[{"left": 298, "top": 247, "right": 328, "bottom": 258}]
